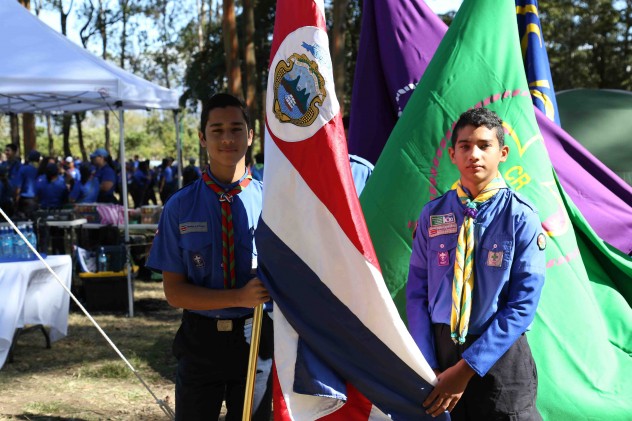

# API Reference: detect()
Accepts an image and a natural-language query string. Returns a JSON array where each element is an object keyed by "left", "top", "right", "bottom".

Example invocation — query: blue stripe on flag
[{"left": 257, "top": 220, "right": 445, "bottom": 420}]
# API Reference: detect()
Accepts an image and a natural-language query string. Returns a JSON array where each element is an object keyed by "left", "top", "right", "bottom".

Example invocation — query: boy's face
[
  {"left": 449, "top": 124, "right": 508, "bottom": 194},
  {"left": 4, "top": 147, "right": 15, "bottom": 160},
  {"left": 199, "top": 106, "right": 253, "bottom": 171}
]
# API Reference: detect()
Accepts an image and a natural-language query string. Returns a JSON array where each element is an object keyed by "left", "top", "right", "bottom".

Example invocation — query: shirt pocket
[
  {"left": 180, "top": 232, "right": 214, "bottom": 280},
  {"left": 428, "top": 234, "right": 458, "bottom": 272},
  {"left": 480, "top": 235, "right": 513, "bottom": 270}
]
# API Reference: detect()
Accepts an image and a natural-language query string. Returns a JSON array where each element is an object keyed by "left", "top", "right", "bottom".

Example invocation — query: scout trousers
[
  {"left": 433, "top": 324, "right": 542, "bottom": 421},
  {"left": 173, "top": 310, "right": 273, "bottom": 421}
]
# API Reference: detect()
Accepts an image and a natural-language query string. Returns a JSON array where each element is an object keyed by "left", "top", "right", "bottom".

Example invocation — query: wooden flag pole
[{"left": 242, "top": 303, "right": 264, "bottom": 420}]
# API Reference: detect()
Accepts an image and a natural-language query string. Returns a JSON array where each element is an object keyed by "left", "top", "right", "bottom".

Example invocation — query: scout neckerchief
[
  {"left": 451, "top": 174, "right": 507, "bottom": 344},
  {"left": 202, "top": 168, "right": 252, "bottom": 289}
]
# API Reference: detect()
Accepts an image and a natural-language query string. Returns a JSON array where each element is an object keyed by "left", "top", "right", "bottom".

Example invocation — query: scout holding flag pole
[{"left": 147, "top": 93, "right": 273, "bottom": 420}]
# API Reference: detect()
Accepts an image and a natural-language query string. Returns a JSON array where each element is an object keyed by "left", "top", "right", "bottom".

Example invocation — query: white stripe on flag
[
  {"left": 262, "top": 133, "right": 437, "bottom": 386},
  {"left": 275, "top": 305, "right": 345, "bottom": 420}
]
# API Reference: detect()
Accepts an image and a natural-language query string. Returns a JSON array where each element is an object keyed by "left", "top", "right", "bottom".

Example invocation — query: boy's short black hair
[
  {"left": 200, "top": 93, "right": 251, "bottom": 133},
  {"left": 451, "top": 108, "right": 505, "bottom": 147},
  {"left": 5, "top": 143, "right": 18, "bottom": 153}
]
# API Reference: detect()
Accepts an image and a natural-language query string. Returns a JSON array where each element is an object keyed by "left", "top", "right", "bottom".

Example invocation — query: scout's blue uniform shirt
[
  {"left": 16, "top": 164, "right": 38, "bottom": 198},
  {"left": 407, "top": 188, "right": 545, "bottom": 377},
  {"left": 349, "top": 154, "right": 373, "bottom": 196},
  {"left": 147, "top": 170, "right": 263, "bottom": 319}
]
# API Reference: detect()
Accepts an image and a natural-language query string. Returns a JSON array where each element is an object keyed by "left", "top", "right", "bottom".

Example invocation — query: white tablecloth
[{"left": 0, "top": 255, "right": 72, "bottom": 368}]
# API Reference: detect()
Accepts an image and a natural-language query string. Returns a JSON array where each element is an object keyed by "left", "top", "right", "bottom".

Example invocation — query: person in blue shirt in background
[
  {"left": 158, "top": 157, "right": 176, "bottom": 204},
  {"left": 35, "top": 162, "right": 69, "bottom": 209},
  {"left": 182, "top": 157, "right": 202, "bottom": 187},
  {"left": 407, "top": 108, "right": 545, "bottom": 420},
  {"left": 91, "top": 148, "right": 118, "bottom": 203},
  {"left": 70, "top": 163, "right": 99, "bottom": 204},
  {"left": 64, "top": 156, "right": 81, "bottom": 183},
  {"left": 2, "top": 143, "right": 21, "bottom": 202},
  {"left": 349, "top": 154, "right": 373, "bottom": 196},
  {"left": 250, "top": 152, "right": 264, "bottom": 182},
  {"left": 342, "top": 116, "right": 374, "bottom": 196},
  {"left": 0, "top": 166, "right": 14, "bottom": 216},
  {"left": 130, "top": 160, "right": 152, "bottom": 207},
  {"left": 15, "top": 150, "right": 41, "bottom": 220},
  {"left": 147, "top": 93, "right": 272, "bottom": 421}
]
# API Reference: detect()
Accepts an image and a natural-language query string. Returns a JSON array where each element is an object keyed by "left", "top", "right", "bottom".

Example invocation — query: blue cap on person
[{"left": 90, "top": 148, "right": 109, "bottom": 159}]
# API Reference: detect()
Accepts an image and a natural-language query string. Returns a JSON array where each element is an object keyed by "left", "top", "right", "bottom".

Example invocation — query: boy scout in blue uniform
[
  {"left": 147, "top": 93, "right": 272, "bottom": 421},
  {"left": 407, "top": 108, "right": 545, "bottom": 420}
]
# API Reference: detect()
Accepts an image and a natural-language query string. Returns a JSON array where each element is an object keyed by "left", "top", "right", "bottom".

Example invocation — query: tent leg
[{"left": 118, "top": 108, "right": 133, "bottom": 318}]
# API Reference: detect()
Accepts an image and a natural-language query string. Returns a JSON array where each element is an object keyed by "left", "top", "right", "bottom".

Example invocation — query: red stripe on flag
[
  {"left": 266, "top": 115, "right": 380, "bottom": 268},
  {"left": 269, "top": 1, "right": 327, "bottom": 63},
  {"left": 272, "top": 364, "right": 292, "bottom": 421},
  {"left": 273, "top": 364, "right": 374, "bottom": 421},
  {"left": 318, "top": 383, "right": 374, "bottom": 421}
]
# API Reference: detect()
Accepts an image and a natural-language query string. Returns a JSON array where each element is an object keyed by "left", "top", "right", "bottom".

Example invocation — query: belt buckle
[{"left": 217, "top": 319, "right": 233, "bottom": 332}]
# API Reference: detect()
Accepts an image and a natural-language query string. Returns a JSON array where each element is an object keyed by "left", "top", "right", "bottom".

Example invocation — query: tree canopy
[{"left": 1, "top": 0, "right": 630, "bottom": 162}]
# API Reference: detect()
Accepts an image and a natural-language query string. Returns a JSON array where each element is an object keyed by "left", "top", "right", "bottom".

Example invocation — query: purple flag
[
  {"left": 347, "top": 0, "right": 444, "bottom": 165},
  {"left": 535, "top": 107, "right": 632, "bottom": 254},
  {"left": 350, "top": 0, "right": 632, "bottom": 255}
]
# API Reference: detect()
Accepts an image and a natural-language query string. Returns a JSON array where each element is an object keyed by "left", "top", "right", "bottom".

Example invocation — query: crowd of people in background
[{"left": 0, "top": 142, "right": 213, "bottom": 221}]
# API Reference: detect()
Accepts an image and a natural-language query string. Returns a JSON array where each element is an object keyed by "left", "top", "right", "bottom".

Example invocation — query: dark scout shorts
[{"left": 433, "top": 323, "right": 542, "bottom": 421}]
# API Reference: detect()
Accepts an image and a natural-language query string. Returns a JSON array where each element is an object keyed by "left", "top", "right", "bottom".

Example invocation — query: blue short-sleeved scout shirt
[{"left": 147, "top": 170, "right": 263, "bottom": 319}]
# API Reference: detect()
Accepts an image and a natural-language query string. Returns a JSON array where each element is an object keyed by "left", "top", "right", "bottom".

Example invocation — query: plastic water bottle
[
  {"left": 2, "top": 226, "right": 14, "bottom": 258},
  {"left": 97, "top": 246, "right": 108, "bottom": 272},
  {"left": 15, "top": 224, "right": 26, "bottom": 260},
  {"left": 0, "top": 227, "right": 6, "bottom": 257},
  {"left": 25, "top": 225, "right": 37, "bottom": 259}
]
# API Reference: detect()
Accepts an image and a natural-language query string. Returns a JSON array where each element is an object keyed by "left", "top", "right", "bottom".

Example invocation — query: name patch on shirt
[
  {"left": 179, "top": 222, "right": 208, "bottom": 234},
  {"left": 487, "top": 250, "right": 503, "bottom": 267},
  {"left": 428, "top": 213, "right": 458, "bottom": 238}
]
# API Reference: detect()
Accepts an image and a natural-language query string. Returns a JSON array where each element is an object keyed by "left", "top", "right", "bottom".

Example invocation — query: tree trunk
[
  {"left": 46, "top": 114, "right": 54, "bottom": 156},
  {"left": 104, "top": 111, "right": 111, "bottom": 152},
  {"left": 197, "top": 0, "right": 205, "bottom": 51},
  {"left": 75, "top": 113, "right": 85, "bottom": 159},
  {"left": 332, "top": 0, "right": 348, "bottom": 114},
  {"left": 10, "top": 114, "right": 20, "bottom": 150},
  {"left": 57, "top": 0, "right": 72, "bottom": 157},
  {"left": 98, "top": 0, "right": 111, "bottom": 151},
  {"left": 18, "top": 0, "right": 37, "bottom": 155},
  {"left": 119, "top": 0, "right": 128, "bottom": 69},
  {"left": 62, "top": 114, "right": 72, "bottom": 158},
  {"left": 243, "top": 0, "right": 257, "bottom": 160},
  {"left": 222, "top": 0, "right": 242, "bottom": 96},
  {"left": 22, "top": 113, "right": 36, "bottom": 157}
]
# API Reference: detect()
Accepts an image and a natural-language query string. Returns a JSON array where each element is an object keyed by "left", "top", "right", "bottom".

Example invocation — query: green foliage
[{"left": 539, "top": 0, "right": 632, "bottom": 90}]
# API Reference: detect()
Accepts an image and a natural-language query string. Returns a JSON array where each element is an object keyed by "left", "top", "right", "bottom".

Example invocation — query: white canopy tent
[
  {"left": 0, "top": 0, "right": 178, "bottom": 112},
  {"left": 0, "top": 0, "right": 182, "bottom": 317}
]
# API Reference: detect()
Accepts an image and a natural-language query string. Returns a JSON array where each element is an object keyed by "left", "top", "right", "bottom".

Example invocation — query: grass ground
[{"left": 0, "top": 280, "right": 181, "bottom": 420}]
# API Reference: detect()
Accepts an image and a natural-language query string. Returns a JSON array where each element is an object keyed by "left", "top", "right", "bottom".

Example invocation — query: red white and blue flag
[{"left": 256, "top": 1, "right": 444, "bottom": 420}]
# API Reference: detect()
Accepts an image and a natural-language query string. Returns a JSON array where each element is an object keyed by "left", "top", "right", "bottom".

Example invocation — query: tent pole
[
  {"left": 174, "top": 110, "right": 182, "bottom": 189},
  {"left": 119, "top": 108, "right": 133, "bottom": 318}
]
